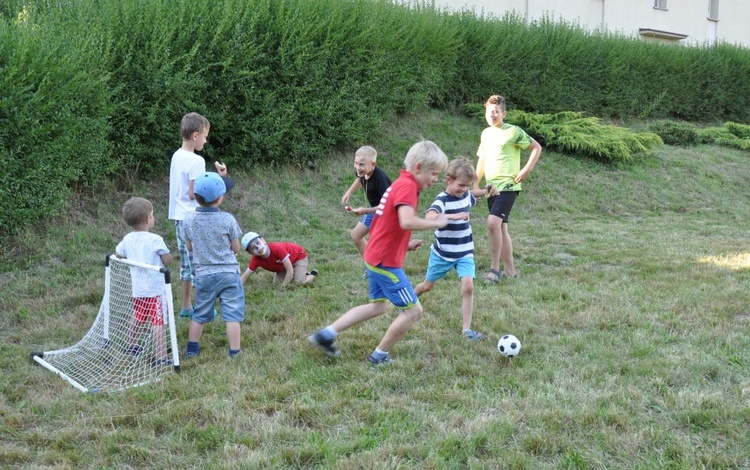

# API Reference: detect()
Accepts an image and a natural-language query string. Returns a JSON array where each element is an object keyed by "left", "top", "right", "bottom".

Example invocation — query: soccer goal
[{"left": 32, "top": 254, "right": 180, "bottom": 393}]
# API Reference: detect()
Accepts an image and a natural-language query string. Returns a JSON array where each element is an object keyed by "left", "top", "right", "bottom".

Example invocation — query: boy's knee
[
  {"left": 404, "top": 303, "right": 423, "bottom": 322},
  {"left": 461, "top": 281, "right": 474, "bottom": 297}
]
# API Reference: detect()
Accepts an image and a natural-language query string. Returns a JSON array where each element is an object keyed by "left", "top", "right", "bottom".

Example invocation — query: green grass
[{"left": 1, "top": 109, "right": 749, "bottom": 468}]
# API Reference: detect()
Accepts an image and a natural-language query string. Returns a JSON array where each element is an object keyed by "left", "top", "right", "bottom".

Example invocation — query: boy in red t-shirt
[
  {"left": 240, "top": 232, "right": 318, "bottom": 286},
  {"left": 308, "top": 140, "right": 468, "bottom": 368}
]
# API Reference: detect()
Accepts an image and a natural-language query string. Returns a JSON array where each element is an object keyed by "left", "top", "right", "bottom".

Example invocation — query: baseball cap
[
  {"left": 194, "top": 172, "right": 226, "bottom": 203},
  {"left": 221, "top": 175, "right": 235, "bottom": 193},
  {"left": 241, "top": 231, "right": 261, "bottom": 251}
]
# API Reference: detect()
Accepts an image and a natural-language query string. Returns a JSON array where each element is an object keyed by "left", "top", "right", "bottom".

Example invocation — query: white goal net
[{"left": 32, "top": 254, "right": 180, "bottom": 393}]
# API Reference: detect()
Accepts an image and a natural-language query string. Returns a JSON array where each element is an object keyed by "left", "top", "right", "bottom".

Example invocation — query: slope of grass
[{"left": 1, "top": 109, "right": 749, "bottom": 468}]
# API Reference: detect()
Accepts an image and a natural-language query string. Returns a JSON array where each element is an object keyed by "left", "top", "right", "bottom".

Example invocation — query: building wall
[{"left": 430, "top": 0, "right": 750, "bottom": 48}]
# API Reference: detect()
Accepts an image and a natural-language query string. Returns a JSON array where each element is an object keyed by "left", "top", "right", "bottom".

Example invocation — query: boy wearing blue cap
[{"left": 183, "top": 172, "right": 244, "bottom": 358}]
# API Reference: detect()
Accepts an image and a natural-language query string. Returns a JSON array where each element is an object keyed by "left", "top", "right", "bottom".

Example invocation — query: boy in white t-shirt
[
  {"left": 116, "top": 197, "right": 173, "bottom": 365},
  {"left": 168, "top": 112, "right": 227, "bottom": 318}
]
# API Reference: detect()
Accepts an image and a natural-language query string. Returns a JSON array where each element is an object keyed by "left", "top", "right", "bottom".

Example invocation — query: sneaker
[
  {"left": 368, "top": 354, "right": 393, "bottom": 369},
  {"left": 307, "top": 332, "right": 340, "bottom": 357},
  {"left": 185, "top": 350, "right": 200, "bottom": 358},
  {"left": 463, "top": 329, "right": 486, "bottom": 341},
  {"left": 310, "top": 270, "right": 319, "bottom": 277},
  {"left": 124, "top": 345, "right": 143, "bottom": 356},
  {"left": 179, "top": 308, "right": 193, "bottom": 319}
]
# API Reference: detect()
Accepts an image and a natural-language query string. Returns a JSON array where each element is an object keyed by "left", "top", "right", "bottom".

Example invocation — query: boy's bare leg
[
  {"left": 500, "top": 222, "right": 515, "bottom": 276},
  {"left": 486, "top": 215, "right": 504, "bottom": 273},
  {"left": 376, "top": 302, "right": 423, "bottom": 353},
  {"left": 188, "top": 321, "right": 204, "bottom": 343},
  {"left": 181, "top": 281, "right": 193, "bottom": 311},
  {"left": 226, "top": 322, "right": 241, "bottom": 351},
  {"left": 460, "top": 277, "right": 474, "bottom": 331},
  {"left": 331, "top": 302, "right": 388, "bottom": 333},
  {"left": 351, "top": 222, "right": 369, "bottom": 256},
  {"left": 413, "top": 280, "right": 434, "bottom": 297}
]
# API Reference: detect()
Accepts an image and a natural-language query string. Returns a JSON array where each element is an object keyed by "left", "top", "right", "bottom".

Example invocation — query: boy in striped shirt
[{"left": 414, "top": 158, "right": 495, "bottom": 341}]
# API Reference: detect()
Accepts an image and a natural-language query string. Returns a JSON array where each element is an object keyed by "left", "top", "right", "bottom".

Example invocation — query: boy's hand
[
  {"left": 214, "top": 161, "right": 227, "bottom": 176},
  {"left": 407, "top": 239, "right": 423, "bottom": 251}
]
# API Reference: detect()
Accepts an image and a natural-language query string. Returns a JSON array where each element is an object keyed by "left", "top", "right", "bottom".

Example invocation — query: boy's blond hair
[
  {"left": 484, "top": 94, "right": 506, "bottom": 112},
  {"left": 122, "top": 197, "right": 153, "bottom": 228},
  {"left": 355, "top": 145, "right": 377, "bottom": 163},
  {"left": 403, "top": 140, "right": 448, "bottom": 173},
  {"left": 181, "top": 112, "right": 210, "bottom": 140},
  {"left": 446, "top": 157, "right": 477, "bottom": 182}
]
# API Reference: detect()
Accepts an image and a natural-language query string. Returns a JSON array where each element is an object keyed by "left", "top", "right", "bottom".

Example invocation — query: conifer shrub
[
  {"left": 648, "top": 121, "right": 700, "bottom": 146},
  {"left": 697, "top": 123, "right": 750, "bottom": 151},
  {"left": 506, "top": 110, "right": 663, "bottom": 164}
]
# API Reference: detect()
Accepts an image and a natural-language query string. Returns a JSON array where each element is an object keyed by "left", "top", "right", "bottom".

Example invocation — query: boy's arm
[
  {"left": 515, "top": 139, "right": 542, "bottom": 183},
  {"left": 240, "top": 268, "right": 254, "bottom": 285},
  {"left": 214, "top": 161, "right": 227, "bottom": 176},
  {"left": 188, "top": 179, "right": 196, "bottom": 200},
  {"left": 474, "top": 156, "right": 486, "bottom": 190},
  {"left": 280, "top": 257, "right": 294, "bottom": 285},
  {"left": 186, "top": 239, "right": 192, "bottom": 252},
  {"left": 342, "top": 179, "right": 362, "bottom": 205},
  {"left": 231, "top": 238, "right": 241, "bottom": 255},
  {"left": 160, "top": 253, "right": 173, "bottom": 265},
  {"left": 398, "top": 205, "right": 466, "bottom": 231}
]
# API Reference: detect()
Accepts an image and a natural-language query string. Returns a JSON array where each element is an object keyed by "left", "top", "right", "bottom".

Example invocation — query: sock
[
  {"left": 371, "top": 348, "right": 388, "bottom": 360},
  {"left": 320, "top": 326, "right": 338, "bottom": 341},
  {"left": 228, "top": 348, "right": 241, "bottom": 358},
  {"left": 186, "top": 341, "right": 200, "bottom": 356}
]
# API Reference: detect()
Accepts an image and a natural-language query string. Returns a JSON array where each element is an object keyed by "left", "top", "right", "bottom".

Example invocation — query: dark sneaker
[
  {"left": 367, "top": 354, "right": 393, "bottom": 369},
  {"left": 463, "top": 329, "right": 486, "bottom": 341},
  {"left": 125, "top": 345, "right": 143, "bottom": 356},
  {"left": 307, "top": 332, "right": 340, "bottom": 357},
  {"left": 310, "top": 270, "right": 319, "bottom": 277}
]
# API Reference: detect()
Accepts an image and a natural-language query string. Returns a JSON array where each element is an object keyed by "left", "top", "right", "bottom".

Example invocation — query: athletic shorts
[
  {"left": 133, "top": 296, "right": 165, "bottom": 326},
  {"left": 359, "top": 213, "right": 375, "bottom": 229},
  {"left": 425, "top": 251, "right": 475, "bottom": 283},
  {"left": 192, "top": 272, "right": 245, "bottom": 323},
  {"left": 487, "top": 191, "right": 519, "bottom": 223},
  {"left": 174, "top": 220, "right": 195, "bottom": 282},
  {"left": 365, "top": 263, "right": 417, "bottom": 309}
]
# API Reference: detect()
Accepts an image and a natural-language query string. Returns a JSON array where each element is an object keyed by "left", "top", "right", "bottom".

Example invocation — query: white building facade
[{"left": 430, "top": 0, "right": 750, "bottom": 48}]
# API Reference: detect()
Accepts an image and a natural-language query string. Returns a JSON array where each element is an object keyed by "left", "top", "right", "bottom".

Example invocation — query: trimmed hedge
[{"left": 2, "top": 0, "right": 750, "bottom": 235}]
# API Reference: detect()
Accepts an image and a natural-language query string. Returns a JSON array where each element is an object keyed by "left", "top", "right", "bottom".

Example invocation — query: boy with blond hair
[
  {"left": 115, "top": 197, "right": 173, "bottom": 365},
  {"left": 341, "top": 145, "right": 392, "bottom": 256},
  {"left": 309, "top": 140, "right": 468, "bottom": 368},
  {"left": 414, "top": 158, "right": 494, "bottom": 341},
  {"left": 474, "top": 95, "right": 542, "bottom": 283},
  {"left": 168, "top": 112, "right": 228, "bottom": 318},
  {"left": 183, "top": 172, "right": 244, "bottom": 359}
]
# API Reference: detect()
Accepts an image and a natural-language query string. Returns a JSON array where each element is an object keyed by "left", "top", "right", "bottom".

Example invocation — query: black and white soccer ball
[{"left": 497, "top": 334, "right": 521, "bottom": 357}]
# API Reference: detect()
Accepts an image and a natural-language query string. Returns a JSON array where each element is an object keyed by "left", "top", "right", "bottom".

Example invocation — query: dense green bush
[
  {"left": 698, "top": 122, "right": 750, "bottom": 151},
  {"left": 648, "top": 121, "right": 700, "bottom": 146},
  {"left": 506, "top": 110, "right": 663, "bottom": 163},
  {"left": 2, "top": 0, "right": 750, "bottom": 236}
]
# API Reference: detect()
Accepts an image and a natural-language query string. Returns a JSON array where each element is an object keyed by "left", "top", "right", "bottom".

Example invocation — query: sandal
[{"left": 483, "top": 269, "right": 501, "bottom": 284}]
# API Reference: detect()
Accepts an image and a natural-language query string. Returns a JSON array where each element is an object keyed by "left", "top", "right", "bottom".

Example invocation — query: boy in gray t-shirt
[{"left": 184, "top": 172, "right": 244, "bottom": 358}]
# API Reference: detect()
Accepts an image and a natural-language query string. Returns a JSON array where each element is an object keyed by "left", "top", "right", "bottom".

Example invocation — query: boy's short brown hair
[
  {"left": 181, "top": 112, "right": 210, "bottom": 140},
  {"left": 122, "top": 197, "right": 153, "bottom": 228},
  {"left": 446, "top": 158, "right": 476, "bottom": 182},
  {"left": 484, "top": 95, "right": 506, "bottom": 112}
]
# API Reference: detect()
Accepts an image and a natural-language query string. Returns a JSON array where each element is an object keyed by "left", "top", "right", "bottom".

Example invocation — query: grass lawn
[{"left": 1, "top": 109, "right": 749, "bottom": 468}]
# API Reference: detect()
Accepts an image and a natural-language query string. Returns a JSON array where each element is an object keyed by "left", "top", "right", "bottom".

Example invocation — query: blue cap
[{"left": 194, "top": 172, "right": 226, "bottom": 203}]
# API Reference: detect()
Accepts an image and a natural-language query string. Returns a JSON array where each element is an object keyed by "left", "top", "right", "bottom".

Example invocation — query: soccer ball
[{"left": 497, "top": 334, "right": 521, "bottom": 357}]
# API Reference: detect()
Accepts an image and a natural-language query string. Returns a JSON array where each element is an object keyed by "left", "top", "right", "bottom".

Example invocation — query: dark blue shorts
[{"left": 487, "top": 191, "right": 519, "bottom": 223}]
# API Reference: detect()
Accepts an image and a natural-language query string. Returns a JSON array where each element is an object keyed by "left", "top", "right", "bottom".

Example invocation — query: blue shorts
[
  {"left": 365, "top": 264, "right": 418, "bottom": 309},
  {"left": 487, "top": 191, "right": 519, "bottom": 223},
  {"left": 359, "top": 213, "right": 375, "bottom": 229},
  {"left": 174, "top": 220, "right": 195, "bottom": 282},
  {"left": 425, "top": 250, "right": 475, "bottom": 282},
  {"left": 193, "top": 272, "right": 245, "bottom": 323}
]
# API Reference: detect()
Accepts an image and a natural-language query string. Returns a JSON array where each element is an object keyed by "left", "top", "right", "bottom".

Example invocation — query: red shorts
[{"left": 133, "top": 296, "right": 164, "bottom": 326}]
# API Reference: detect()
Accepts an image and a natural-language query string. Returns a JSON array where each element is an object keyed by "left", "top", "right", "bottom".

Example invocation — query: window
[
  {"left": 654, "top": 0, "right": 667, "bottom": 10},
  {"left": 708, "top": 0, "right": 719, "bottom": 20}
]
